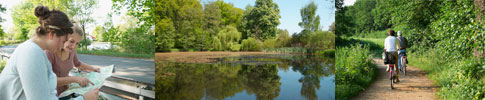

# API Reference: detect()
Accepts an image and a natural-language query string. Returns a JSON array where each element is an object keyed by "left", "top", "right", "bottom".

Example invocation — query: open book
[{"left": 59, "top": 64, "right": 114, "bottom": 97}]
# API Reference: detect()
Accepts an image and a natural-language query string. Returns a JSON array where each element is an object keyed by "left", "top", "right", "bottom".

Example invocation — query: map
[{"left": 59, "top": 65, "right": 114, "bottom": 97}]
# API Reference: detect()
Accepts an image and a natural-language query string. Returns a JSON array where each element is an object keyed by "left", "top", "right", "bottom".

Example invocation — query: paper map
[{"left": 59, "top": 65, "right": 114, "bottom": 97}]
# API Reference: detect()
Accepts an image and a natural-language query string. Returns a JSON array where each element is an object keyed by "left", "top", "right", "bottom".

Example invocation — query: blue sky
[{"left": 203, "top": 0, "right": 335, "bottom": 35}]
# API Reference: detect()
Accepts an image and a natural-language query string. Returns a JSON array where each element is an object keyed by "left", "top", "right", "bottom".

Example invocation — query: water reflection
[{"left": 156, "top": 54, "right": 334, "bottom": 100}]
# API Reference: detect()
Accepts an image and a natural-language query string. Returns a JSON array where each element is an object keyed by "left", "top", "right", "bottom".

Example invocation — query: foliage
[
  {"left": 155, "top": 0, "right": 244, "bottom": 52},
  {"left": 262, "top": 38, "right": 278, "bottom": 49},
  {"left": 0, "top": 59, "right": 6, "bottom": 73},
  {"left": 335, "top": 0, "right": 354, "bottom": 37},
  {"left": 317, "top": 49, "right": 335, "bottom": 57},
  {"left": 299, "top": 1, "right": 321, "bottom": 33},
  {"left": 67, "top": 0, "right": 97, "bottom": 49},
  {"left": 0, "top": 4, "right": 5, "bottom": 37},
  {"left": 216, "top": 26, "right": 241, "bottom": 51},
  {"left": 241, "top": 37, "right": 262, "bottom": 51},
  {"left": 276, "top": 29, "right": 291, "bottom": 47},
  {"left": 351, "top": 0, "right": 375, "bottom": 33},
  {"left": 111, "top": 0, "right": 155, "bottom": 54},
  {"left": 335, "top": 44, "right": 377, "bottom": 100},
  {"left": 408, "top": 49, "right": 485, "bottom": 100},
  {"left": 305, "top": 31, "right": 335, "bottom": 51},
  {"left": 239, "top": 0, "right": 280, "bottom": 41},
  {"left": 155, "top": 18, "right": 175, "bottom": 52},
  {"left": 92, "top": 26, "right": 105, "bottom": 42}
]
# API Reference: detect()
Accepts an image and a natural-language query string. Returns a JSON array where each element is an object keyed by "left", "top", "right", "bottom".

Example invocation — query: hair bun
[{"left": 34, "top": 6, "right": 50, "bottom": 19}]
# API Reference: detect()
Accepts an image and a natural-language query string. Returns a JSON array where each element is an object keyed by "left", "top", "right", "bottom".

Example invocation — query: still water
[{"left": 157, "top": 54, "right": 334, "bottom": 100}]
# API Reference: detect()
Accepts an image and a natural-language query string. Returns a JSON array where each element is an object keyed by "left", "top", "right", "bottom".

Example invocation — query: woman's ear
[{"left": 47, "top": 30, "right": 55, "bottom": 40}]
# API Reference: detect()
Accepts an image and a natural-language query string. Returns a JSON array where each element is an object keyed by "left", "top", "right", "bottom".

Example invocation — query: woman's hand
[
  {"left": 83, "top": 88, "right": 99, "bottom": 100},
  {"left": 79, "top": 63, "right": 100, "bottom": 73},
  {"left": 93, "top": 67, "right": 100, "bottom": 73},
  {"left": 73, "top": 76, "right": 94, "bottom": 87}
]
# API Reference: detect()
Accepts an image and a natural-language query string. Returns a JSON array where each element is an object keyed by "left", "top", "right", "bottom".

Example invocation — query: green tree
[
  {"left": 92, "top": 26, "right": 105, "bottom": 41},
  {"left": 305, "top": 31, "right": 335, "bottom": 50},
  {"left": 276, "top": 29, "right": 291, "bottom": 47},
  {"left": 155, "top": 18, "right": 175, "bottom": 52},
  {"left": 67, "top": 0, "right": 97, "bottom": 50},
  {"left": 203, "top": 1, "right": 222, "bottom": 36},
  {"left": 335, "top": 0, "right": 354, "bottom": 37},
  {"left": 352, "top": 0, "right": 375, "bottom": 33},
  {"left": 216, "top": 26, "right": 241, "bottom": 51},
  {"left": 299, "top": 1, "right": 321, "bottom": 34},
  {"left": 239, "top": 0, "right": 280, "bottom": 41}
]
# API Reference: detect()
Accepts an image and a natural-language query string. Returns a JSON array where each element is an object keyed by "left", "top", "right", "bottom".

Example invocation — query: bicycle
[
  {"left": 383, "top": 51, "right": 397, "bottom": 89},
  {"left": 399, "top": 51, "right": 407, "bottom": 76},
  {"left": 389, "top": 64, "right": 397, "bottom": 89}
]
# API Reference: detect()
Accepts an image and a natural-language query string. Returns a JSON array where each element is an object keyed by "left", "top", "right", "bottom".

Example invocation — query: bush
[
  {"left": 305, "top": 31, "right": 335, "bottom": 51},
  {"left": 228, "top": 42, "right": 241, "bottom": 51},
  {"left": 262, "top": 38, "right": 278, "bottom": 49},
  {"left": 335, "top": 44, "right": 377, "bottom": 100},
  {"left": 241, "top": 37, "right": 262, "bottom": 51},
  {"left": 211, "top": 37, "right": 223, "bottom": 51},
  {"left": 317, "top": 49, "right": 335, "bottom": 57}
]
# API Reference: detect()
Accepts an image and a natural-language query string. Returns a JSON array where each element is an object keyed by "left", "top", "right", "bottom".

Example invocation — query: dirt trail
[{"left": 352, "top": 59, "right": 438, "bottom": 100}]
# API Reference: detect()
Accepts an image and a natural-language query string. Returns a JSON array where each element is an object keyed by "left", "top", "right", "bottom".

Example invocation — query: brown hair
[
  {"left": 34, "top": 6, "right": 73, "bottom": 37},
  {"left": 388, "top": 30, "right": 395, "bottom": 36}
]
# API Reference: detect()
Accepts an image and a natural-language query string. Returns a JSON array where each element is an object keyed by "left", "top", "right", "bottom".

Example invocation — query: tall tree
[
  {"left": 335, "top": 1, "right": 353, "bottom": 36},
  {"left": 239, "top": 0, "right": 280, "bottom": 41},
  {"left": 352, "top": 0, "right": 375, "bottom": 33},
  {"left": 299, "top": 1, "right": 321, "bottom": 33},
  {"left": 67, "top": 0, "right": 97, "bottom": 50},
  {"left": 203, "top": 1, "right": 222, "bottom": 36}
]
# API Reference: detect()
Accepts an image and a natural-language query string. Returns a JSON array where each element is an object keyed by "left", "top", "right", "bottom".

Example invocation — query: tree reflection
[
  {"left": 155, "top": 54, "right": 334, "bottom": 100},
  {"left": 291, "top": 56, "right": 334, "bottom": 100},
  {"left": 238, "top": 64, "right": 281, "bottom": 100}
]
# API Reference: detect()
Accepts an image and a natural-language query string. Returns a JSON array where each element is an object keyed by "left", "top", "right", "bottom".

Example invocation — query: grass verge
[
  {"left": 77, "top": 49, "right": 154, "bottom": 59},
  {"left": 408, "top": 49, "right": 485, "bottom": 99}
]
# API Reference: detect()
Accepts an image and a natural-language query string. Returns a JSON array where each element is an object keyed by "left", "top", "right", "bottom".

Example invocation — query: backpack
[
  {"left": 397, "top": 37, "right": 408, "bottom": 49},
  {"left": 383, "top": 52, "right": 395, "bottom": 64}
]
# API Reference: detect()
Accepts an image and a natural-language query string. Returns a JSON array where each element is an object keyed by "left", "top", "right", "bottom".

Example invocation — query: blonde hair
[{"left": 71, "top": 19, "right": 83, "bottom": 36}]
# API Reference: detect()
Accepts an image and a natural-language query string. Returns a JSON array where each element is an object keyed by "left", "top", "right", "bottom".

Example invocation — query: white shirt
[
  {"left": 0, "top": 39, "right": 84, "bottom": 100},
  {"left": 384, "top": 36, "right": 400, "bottom": 52}
]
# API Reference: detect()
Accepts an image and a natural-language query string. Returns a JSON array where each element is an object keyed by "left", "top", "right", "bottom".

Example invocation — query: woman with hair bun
[{"left": 0, "top": 6, "right": 98, "bottom": 100}]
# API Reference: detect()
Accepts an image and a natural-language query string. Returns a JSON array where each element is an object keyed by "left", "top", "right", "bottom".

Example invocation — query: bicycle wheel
[
  {"left": 390, "top": 71, "right": 394, "bottom": 89},
  {"left": 401, "top": 57, "right": 407, "bottom": 75}
]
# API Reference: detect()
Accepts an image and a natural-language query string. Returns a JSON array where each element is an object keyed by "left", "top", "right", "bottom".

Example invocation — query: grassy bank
[
  {"left": 336, "top": 37, "right": 384, "bottom": 100},
  {"left": 77, "top": 49, "right": 154, "bottom": 59},
  {"left": 408, "top": 49, "right": 485, "bottom": 99},
  {"left": 335, "top": 44, "right": 378, "bottom": 100}
]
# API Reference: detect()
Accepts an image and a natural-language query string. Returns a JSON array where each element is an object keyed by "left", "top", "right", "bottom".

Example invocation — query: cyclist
[
  {"left": 397, "top": 31, "right": 409, "bottom": 71},
  {"left": 384, "top": 30, "right": 401, "bottom": 82}
]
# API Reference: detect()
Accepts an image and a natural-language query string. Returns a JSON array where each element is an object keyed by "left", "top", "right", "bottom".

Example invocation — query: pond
[{"left": 156, "top": 54, "right": 334, "bottom": 100}]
